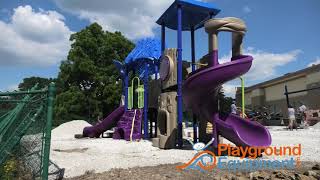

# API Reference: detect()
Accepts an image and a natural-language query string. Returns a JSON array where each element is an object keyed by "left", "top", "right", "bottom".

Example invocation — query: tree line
[{"left": 17, "top": 23, "right": 233, "bottom": 126}]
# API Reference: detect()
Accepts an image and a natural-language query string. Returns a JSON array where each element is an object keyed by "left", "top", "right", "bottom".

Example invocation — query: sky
[{"left": 0, "top": 0, "right": 319, "bottom": 97}]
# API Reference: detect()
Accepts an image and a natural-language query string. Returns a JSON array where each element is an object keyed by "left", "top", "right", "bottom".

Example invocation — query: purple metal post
[
  {"left": 161, "top": 24, "right": 166, "bottom": 53},
  {"left": 124, "top": 68, "right": 129, "bottom": 110},
  {"left": 210, "top": 50, "right": 219, "bottom": 66},
  {"left": 177, "top": 5, "right": 183, "bottom": 148},
  {"left": 191, "top": 27, "right": 197, "bottom": 143},
  {"left": 143, "top": 63, "right": 149, "bottom": 139}
]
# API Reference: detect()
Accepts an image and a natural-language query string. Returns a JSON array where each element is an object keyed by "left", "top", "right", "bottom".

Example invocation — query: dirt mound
[
  {"left": 51, "top": 120, "right": 91, "bottom": 140},
  {"left": 312, "top": 122, "right": 320, "bottom": 129}
]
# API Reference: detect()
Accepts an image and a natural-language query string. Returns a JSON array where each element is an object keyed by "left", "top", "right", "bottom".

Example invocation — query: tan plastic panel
[
  {"left": 152, "top": 92, "right": 177, "bottom": 149},
  {"left": 205, "top": 17, "right": 247, "bottom": 34},
  {"left": 205, "top": 17, "right": 247, "bottom": 57},
  {"left": 148, "top": 79, "right": 161, "bottom": 109},
  {"left": 161, "top": 49, "right": 177, "bottom": 89}
]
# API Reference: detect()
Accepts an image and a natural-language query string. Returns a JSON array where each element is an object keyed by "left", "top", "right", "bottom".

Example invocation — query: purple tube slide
[{"left": 82, "top": 106, "right": 125, "bottom": 138}]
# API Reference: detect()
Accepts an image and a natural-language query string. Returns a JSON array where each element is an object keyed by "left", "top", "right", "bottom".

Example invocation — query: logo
[
  {"left": 177, "top": 139, "right": 302, "bottom": 172},
  {"left": 176, "top": 150, "right": 217, "bottom": 171},
  {"left": 176, "top": 138, "right": 217, "bottom": 172}
]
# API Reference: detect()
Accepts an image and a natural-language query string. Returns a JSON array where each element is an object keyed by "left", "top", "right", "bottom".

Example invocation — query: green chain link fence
[{"left": 0, "top": 83, "right": 64, "bottom": 180}]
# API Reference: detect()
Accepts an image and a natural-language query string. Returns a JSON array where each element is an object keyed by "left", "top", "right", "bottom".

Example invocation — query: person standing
[
  {"left": 231, "top": 101, "right": 237, "bottom": 115},
  {"left": 288, "top": 105, "right": 296, "bottom": 131},
  {"left": 298, "top": 103, "right": 307, "bottom": 125}
]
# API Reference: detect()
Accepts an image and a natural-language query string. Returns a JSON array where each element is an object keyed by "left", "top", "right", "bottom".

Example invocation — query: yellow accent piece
[
  {"left": 128, "top": 86, "right": 133, "bottom": 109},
  {"left": 193, "top": 62, "right": 208, "bottom": 68},
  {"left": 131, "top": 76, "right": 144, "bottom": 109},
  {"left": 130, "top": 109, "right": 137, "bottom": 142},
  {"left": 240, "top": 76, "right": 245, "bottom": 118},
  {"left": 137, "top": 84, "right": 144, "bottom": 108}
]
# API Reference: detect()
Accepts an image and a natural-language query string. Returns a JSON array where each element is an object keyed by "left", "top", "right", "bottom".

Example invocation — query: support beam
[
  {"left": 143, "top": 63, "right": 149, "bottom": 139},
  {"left": 232, "top": 33, "right": 243, "bottom": 58},
  {"left": 285, "top": 86, "right": 320, "bottom": 95},
  {"left": 284, "top": 85, "right": 320, "bottom": 108},
  {"left": 191, "top": 27, "right": 197, "bottom": 143},
  {"left": 212, "top": 113, "right": 219, "bottom": 148},
  {"left": 191, "top": 28, "right": 196, "bottom": 72},
  {"left": 155, "top": 64, "right": 159, "bottom": 80},
  {"left": 208, "top": 33, "right": 219, "bottom": 66},
  {"left": 42, "top": 83, "right": 55, "bottom": 180},
  {"left": 240, "top": 76, "right": 245, "bottom": 118},
  {"left": 208, "top": 33, "right": 218, "bottom": 52},
  {"left": 285, "top": 85, "right": 290, "bottom": 108},
  {"left": 124, "top": 69, "right": 129, "bottom": 110},
  {"left": 177, "top": 5, "right": 183, "bottom": 148},
  {"left": 161, "top": 24, "right": 166, "bottom": 53}
]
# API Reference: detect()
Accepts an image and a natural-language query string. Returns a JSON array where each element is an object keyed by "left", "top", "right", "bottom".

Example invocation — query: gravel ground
[
  {"left": 67, "top": 162, "right": 320, "bottom": 180},
  {"left": 50, "top": 121, "right": 320, "bottom": 178},
  {"left": 267, "top": 126, "right": 320, "bottom": 162},
  {"left": 50, "top": 121, "right": 195, "bottom": 178}
]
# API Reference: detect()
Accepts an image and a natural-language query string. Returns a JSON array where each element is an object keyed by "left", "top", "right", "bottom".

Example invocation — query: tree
[
  {"left": 54, "top": 23, "right": 134, "bottom": 125},
  {"left": 218, "top": 87, "right": 234, "bottom": 114},
  {"left": 18, "top": 77, "right": 54, "bottom": 91}
]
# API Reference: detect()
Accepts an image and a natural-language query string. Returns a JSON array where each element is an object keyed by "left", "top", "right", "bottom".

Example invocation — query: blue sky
[{"left": 0, "top": 0, "right": 319, "bottom": 96}]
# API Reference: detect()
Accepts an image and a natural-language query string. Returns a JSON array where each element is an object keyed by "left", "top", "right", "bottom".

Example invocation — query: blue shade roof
[
  {"left": 125, "top": 38, "right": 162, "bottom": 64},
  {"left": 118, "top": 38, "right": 163, "bottom": 78},
  {"left": 156, "top": 0, "right": 220, "bottom": 31}
]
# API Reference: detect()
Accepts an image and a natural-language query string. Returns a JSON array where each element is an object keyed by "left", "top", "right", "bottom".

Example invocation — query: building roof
[
  {"left": 237, "top": 64, "right": 320, "bottom": 94},
  {"left": 156, "top": 0, "right": 220, "bottom": 31}
]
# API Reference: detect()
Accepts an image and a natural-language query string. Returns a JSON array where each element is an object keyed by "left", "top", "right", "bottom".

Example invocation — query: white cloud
[
  {"left": 54, "top": 0, "right": 173, "bottom": 39},
  {"left": 307, "top": 57, "right": 320, "bottom": 67},
  {"left": 220, "top": 48, "right": 302, "bottom": 82},
  {"left": 7, "top": 84, "right": 19, "bottom": 91},
  {"left": 0, "top": 5, "right": 72, "bottom": 66},
  {"left": 222, "top": 84, "right": 238, "bottom": 98},
  {"left": 242, "top": 6, "right": 252, "bottom": 14},
  {"left": 0, "top": 84, "right": 19, "bottom": 91}
]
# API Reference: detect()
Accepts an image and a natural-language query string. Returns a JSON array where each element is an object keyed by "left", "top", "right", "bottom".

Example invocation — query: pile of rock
[
  {"left": 312, "top": 122, "right": 320, "bottom": 129},
  {"left": 249, "top": 164, "right": 320, "bottom": 180},
  {"left": 51, "top": 120, "right": 91, "bottom": 141}
]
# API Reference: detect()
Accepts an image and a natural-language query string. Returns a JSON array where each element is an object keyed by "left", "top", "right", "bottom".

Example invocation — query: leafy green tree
[
  {"left": 55, "top": 23, "right": 134, "bottom": 125},
  {"left": 18, "top": 77, "right": 54, "bottom": 91},
  {"left": 218, "top": 87, "right": 234, "bottom": 114}
]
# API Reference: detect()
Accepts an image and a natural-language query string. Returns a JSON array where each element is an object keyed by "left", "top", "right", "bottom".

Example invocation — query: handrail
[{"left": 0, "top": 89, "right": 47, "bottom": 96}]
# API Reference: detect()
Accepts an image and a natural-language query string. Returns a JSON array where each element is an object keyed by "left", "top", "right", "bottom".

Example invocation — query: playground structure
[
  {"left": 0, "top": 83, "right": 63, "bottom": 180},
  {"left": 82, "top": 38, "right": 162, "bottom": 140},
  {"left": 82, "top": 0, "right": 272, "bottom": 150}
]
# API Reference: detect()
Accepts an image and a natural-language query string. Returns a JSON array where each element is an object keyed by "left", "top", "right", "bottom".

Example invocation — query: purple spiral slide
[{"left": 183, "top": 54, "right": 272, "bottom": 147}]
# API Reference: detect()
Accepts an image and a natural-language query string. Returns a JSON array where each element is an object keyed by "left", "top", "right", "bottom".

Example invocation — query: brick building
[{"left": 236, "top": 64, "right": 320, "bottom": 116}]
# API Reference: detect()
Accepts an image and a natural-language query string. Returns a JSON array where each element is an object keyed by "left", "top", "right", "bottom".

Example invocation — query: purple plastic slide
[
  {"left": 83, "top": 106, "right": 125, "bottom": 138},
  {"left": 215, "top": 114, "right": 272, "bottom": 147},
  {"left": 183, "top": 54, "right": 272, "bottom": 147}
]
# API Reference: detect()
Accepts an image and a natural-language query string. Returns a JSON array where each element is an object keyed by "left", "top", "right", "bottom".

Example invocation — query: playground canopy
[
  {"left": 124, "top": 38, "right": 162, "bottom": 78},
  {"left": 156, "top": 0, "right": 220, "bottom": 31}
]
